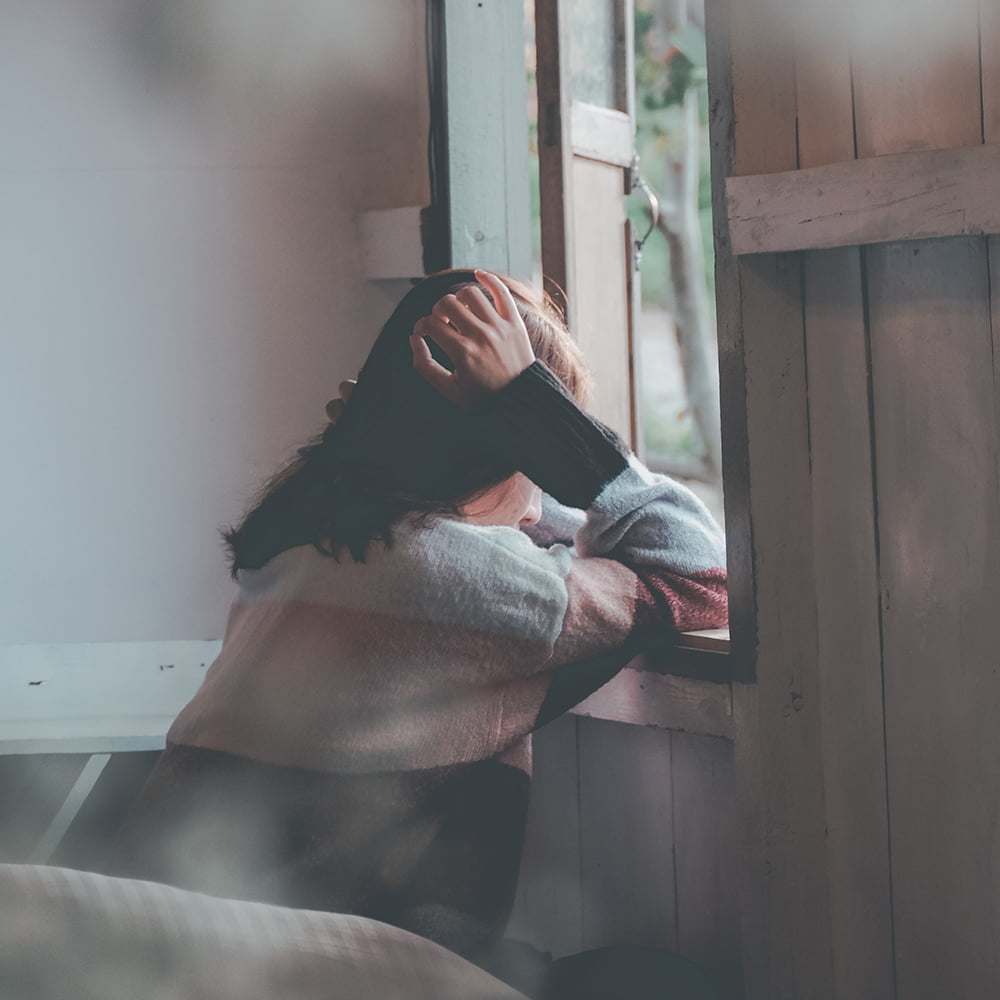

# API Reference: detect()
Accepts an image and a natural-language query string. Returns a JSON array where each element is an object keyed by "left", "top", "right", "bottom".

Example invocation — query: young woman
[{"left": 107, "top": 269, "right": 727, "bottom": 992}]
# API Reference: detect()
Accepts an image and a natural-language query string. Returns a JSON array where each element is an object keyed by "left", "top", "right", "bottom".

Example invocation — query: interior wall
[{"left": 1, "top": 0, "right": 429, "bottom": 644}]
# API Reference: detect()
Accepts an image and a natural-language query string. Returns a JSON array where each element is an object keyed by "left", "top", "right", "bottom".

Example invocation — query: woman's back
[{"left": 107, "top": 270, "right": 728, "bottom": 981}]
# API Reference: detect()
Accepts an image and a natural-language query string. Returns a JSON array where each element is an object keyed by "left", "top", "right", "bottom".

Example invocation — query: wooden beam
[{"left": 727, "top": 142, "right": 1000, "bottom": 254}]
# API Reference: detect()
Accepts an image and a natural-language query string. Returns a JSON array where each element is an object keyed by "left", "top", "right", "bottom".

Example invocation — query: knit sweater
[{"left": 107, "top": 362, "right": 727, "bottom": 964}]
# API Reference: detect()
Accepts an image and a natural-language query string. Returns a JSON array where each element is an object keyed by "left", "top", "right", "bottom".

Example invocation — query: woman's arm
[{"left": 410, "top": 271, "right": 726, "bottom": 643}]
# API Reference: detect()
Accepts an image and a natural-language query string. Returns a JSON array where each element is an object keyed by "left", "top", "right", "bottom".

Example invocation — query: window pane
[{"left": 568, "top": 0, "right": 621, "bottom": 108}]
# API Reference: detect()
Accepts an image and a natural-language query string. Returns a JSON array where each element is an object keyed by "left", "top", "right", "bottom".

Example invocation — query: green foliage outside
[
  {"left": 630, "top": 11, "right": 714, "bottom": 313},
  {"left": 524, "top": 10, "right": 717, "bottom": 467}
]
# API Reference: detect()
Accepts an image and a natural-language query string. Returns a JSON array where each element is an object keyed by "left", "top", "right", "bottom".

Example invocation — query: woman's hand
[{"left": 410, "top": 270, "right": 535, "bottom": 408}]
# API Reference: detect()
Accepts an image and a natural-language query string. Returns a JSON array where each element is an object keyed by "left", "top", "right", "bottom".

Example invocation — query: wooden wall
[
  {"left": 510, "top": 714, "right": 741, "bottom": 998},
  {"left": 707, "top": 0, "right": 1000, "bottom": 997}
]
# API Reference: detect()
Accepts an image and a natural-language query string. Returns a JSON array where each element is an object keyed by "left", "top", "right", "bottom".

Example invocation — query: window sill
[
  {"left": 677, "top": 628, "right": 731, "bottom": 654},
  {"left": 568, "top": 629, "right": 735, "bottom": 739}
]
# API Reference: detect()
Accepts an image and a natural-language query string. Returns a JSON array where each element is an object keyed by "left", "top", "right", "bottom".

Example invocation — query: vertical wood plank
[
  {"left": 729, "top": 682, "right": 767, "bottom": 1000},
  {"left": 854, "top": 3, "right": 999, "bottom": 996},
  {"left": 509, "top": 714, "right": 584, "bottom": 958},
  {"left": 794, "top": 3, "right": 895, "bottom": 997},
  {"left": 866, "top": 237, "right": 1000, "bottom": 999},
  {"left": 708, "top": 0, "right": 833, "bottom": 995},
  {"left": 985, "top": 0, "right": 1000, "bottom": 541},
  {"left": 792, "top": 6, "right": 854, "bottom": 167},
  {"left": 672, "top": 731, "right": 741, "bottom": 999},
  {"left": 576, "top": 717, "right": 677, "bottom": 951},
  {"left": 985, "top": 30, "right": 1000, "bottom": 994},
  {"left": 705, "top": 6, "right": 767, "bottom": 991},
  {"left": 852, "top": 0, "right": 982, "bottom": 156},
  {"left": 738, "top": 250, "right": 834, "bottom": 1000},
  {"left": 802, "top": 248, "right": 895, "bottom": 1000},
  {"left": 705, "top": 0, "right": 755, "bottom": 675},
  {"left": 983, "top": 0, "right": 1000, "bottom": 142},
  {"left": 728, "top": 0, "right": 798, "bottom": 177}
]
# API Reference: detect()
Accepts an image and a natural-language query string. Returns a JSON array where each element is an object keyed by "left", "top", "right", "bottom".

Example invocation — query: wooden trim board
[
  {"left": 727, "top": 141, "right": 1000, "bottom": 254},
  {"left": 571, "top": 666, "right": 734, "bottom": 739}
]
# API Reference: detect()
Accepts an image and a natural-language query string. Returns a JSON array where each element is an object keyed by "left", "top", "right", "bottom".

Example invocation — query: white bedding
[{"left": 0, "top": 864, "right": 527, "bottom": 999}]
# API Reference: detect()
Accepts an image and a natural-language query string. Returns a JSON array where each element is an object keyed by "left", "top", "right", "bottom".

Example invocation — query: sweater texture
[{"left": 107, "top": 362, "right": 728, "bottom": 964}]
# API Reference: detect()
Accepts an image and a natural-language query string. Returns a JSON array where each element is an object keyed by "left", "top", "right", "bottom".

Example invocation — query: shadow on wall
[{"left": 2, "top": 0, "right": 427, "bottom": 644}]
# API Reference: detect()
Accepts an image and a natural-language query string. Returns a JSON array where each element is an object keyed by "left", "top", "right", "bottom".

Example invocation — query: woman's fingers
[
  {"left": 454, "top": 284, "right": 495, "bottom": 323},
  {"left": 473, "top": 270, "right": 518, "bottom": 322},
  {"left": 416, "top": 312, "right": 466, "bottom": 356},
  {"left": 431, "top": 293, "right": 490, "bottom": 337},
  {"left": 411, "top": 276, "right": 535, "bottom": 406}
]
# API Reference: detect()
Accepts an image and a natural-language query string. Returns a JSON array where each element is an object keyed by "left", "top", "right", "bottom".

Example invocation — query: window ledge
[
  {"left": 568, "top": 629, "right": 735, "bottom": 739},
  {"left": 677, "top": 628, "right": 730, "bottom": 654}
]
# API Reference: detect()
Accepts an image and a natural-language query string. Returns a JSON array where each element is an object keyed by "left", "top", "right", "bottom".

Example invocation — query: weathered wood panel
[
  {"left": 571, "top": 667, "right": 733, "bottom": 738},
  {"left": 851, "top": 0, "right": 982, "bottom": 157},
  {"left": 707, "top": 0, "right": 824, "bottom": 995},
  {"left": 855, "top": 2, "right": 1000, "bottom": 995},
  {"left": 728, "top": 682, "right": 766, "bottom": 999},
  {"left": 802, "top": 248, "right": 894, "bottom": 1000},
  {"left": 794, "top": 4, "right": 895, "bottom": 996},
  {"left": 867, "top": 237, "right": 1000, "bottom": 999},
  {"left": 509, "top": 713, "right": 584, "bottom": 959},
  {"left": 986, "top": 0, "right": 1000, "bottom": 556},
  {"left": 729, "top": 15, "right": 832, "bottom": 992},
  {"left": 738, "top": 248, "right": 832, "bottom": 1000},
  {"left": 577, "top": 717, "right": 677, "bottom": 951},
  {"left": 984, "top": 0, "right": 1000, "bottom": 142},
  {"left": 672, "top": 731, "right": 740, "bottom": 999},
  {"left": 705, "top": 0, "right": 754, "bottom": 678},
  {"left": 727, "top": 143, "right": 1000, "bottom": 255}
]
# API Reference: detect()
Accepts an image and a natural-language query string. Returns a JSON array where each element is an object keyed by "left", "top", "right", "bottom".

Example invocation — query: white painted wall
[{"left": 0, "top": 1, "right": 429, "bottom": 643}]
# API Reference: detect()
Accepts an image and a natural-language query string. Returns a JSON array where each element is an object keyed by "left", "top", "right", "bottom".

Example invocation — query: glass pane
[
  {"left": 568, "top": 0, "right": 620, "bottom": 108},
  {"left": 632, "top": 1, "right": 724, "bottom": 526}
]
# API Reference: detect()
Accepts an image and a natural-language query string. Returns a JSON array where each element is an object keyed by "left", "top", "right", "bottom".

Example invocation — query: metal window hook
[{"left": 629, "top": 157, "right": 660, "bottom": 268}]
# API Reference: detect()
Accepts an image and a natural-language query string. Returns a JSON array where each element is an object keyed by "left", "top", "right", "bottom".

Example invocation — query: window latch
[{"left": 629, "top": 157, "right": 660, "bottom": 270}]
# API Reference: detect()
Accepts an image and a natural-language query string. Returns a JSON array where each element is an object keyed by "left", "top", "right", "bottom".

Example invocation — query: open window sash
[{"left": 535, "top": 0, "right": 640, "bottom": 447}]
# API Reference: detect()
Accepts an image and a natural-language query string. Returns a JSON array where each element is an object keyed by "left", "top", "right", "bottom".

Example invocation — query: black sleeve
[{"left": 482, "top": 361, "right": 629, "bottom": 509}]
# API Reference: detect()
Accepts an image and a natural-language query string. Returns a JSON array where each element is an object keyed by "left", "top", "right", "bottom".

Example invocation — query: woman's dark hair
[{"left": 223, "top": 269, "right": 590, "bottom": 572}]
